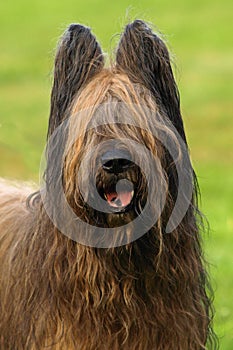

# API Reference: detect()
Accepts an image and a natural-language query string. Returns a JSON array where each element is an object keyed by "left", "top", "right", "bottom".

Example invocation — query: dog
[{"left": 0, "top": 20, "right": 217, "bottom": 349}]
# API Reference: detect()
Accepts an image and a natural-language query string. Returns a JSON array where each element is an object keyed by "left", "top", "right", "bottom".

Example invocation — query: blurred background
[{"left": 0, "top": 0, "right": 232, "bottom": 347}]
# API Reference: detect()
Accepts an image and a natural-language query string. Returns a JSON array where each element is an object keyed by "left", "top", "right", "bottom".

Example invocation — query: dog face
[
  {"left": 43, "top": 21, "right": 193, "bottom": 244},
  {"left": 62, "top": 76, "right": 165, "bottom": 229}
]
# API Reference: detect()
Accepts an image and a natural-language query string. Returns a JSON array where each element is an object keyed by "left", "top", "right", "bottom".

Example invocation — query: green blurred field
[{"left": 0, "top": 0, "right": 232, "bottom": 348}]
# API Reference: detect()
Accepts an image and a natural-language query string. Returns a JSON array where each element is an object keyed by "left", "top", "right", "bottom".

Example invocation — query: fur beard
[{"left": 0, "top": 179, "right": 213, "bottom": 349}]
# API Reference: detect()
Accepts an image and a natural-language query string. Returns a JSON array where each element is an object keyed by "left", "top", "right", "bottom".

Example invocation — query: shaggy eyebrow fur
[{"left": 0, "top": 20, "right": 218, "bottom": 350}]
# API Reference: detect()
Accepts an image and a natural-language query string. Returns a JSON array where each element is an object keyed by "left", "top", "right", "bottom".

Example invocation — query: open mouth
[
  {"left": 98, "top": 178, "right": 135, "bottom": 212},
  {"left": 104, "top": 189, "right": 134, "bottom": 209}
]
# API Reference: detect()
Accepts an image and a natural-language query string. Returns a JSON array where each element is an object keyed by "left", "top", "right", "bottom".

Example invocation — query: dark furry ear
[
  {"left": 48, "top": 24, "right": 104, "bottom": 137},
  {"left": 116, "top": 20, "right": 186, "bottom": 142}
]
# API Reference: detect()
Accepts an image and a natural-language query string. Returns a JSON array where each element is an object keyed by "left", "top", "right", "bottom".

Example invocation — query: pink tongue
[{"left": 106, "top": 191, "right": 132, "bottom": 208}]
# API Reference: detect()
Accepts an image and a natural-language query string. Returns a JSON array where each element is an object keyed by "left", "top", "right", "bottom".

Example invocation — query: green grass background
[{"left": 0, "top": 0, "right": 232, "bottom": 348}]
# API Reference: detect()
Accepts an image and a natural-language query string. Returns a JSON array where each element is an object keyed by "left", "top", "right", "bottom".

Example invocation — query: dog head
[{"left": 43, "top": 21, "right": 194, "bottom": 247}]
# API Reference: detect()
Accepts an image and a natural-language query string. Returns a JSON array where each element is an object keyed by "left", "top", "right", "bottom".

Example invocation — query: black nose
[{"left": 101, "top": 150, "right": 132, "bottom": 173}]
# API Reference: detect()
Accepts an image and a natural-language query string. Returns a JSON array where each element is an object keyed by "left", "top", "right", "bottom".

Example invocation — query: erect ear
[
  {"left": 116, "top": 20, "right": 186, "bottom": 143},
  {"left": 47, "top": 24, "right": 104, "bottom": 138}
]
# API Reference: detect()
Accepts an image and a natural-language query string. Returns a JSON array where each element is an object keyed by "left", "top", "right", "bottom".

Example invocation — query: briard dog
[{"left": 0, "top": 20, "right": 217, "bottom": 349}]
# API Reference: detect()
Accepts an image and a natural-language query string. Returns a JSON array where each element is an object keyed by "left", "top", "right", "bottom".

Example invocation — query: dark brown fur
[{"left": 0, "top": 21, "right": 217, "bottom": 349}]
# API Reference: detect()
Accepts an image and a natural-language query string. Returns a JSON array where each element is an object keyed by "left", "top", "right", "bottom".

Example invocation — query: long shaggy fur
[{"left": 0, "top": 21, "right": 217, "bottom": 349}]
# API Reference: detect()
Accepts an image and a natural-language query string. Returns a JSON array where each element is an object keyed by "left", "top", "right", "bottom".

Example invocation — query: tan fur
[
  {"left": 0, "top": 21, "right": 217, "bottom": 349},
  {"left": 0, "top": 73, "right": 210, "bottom": 349}
]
